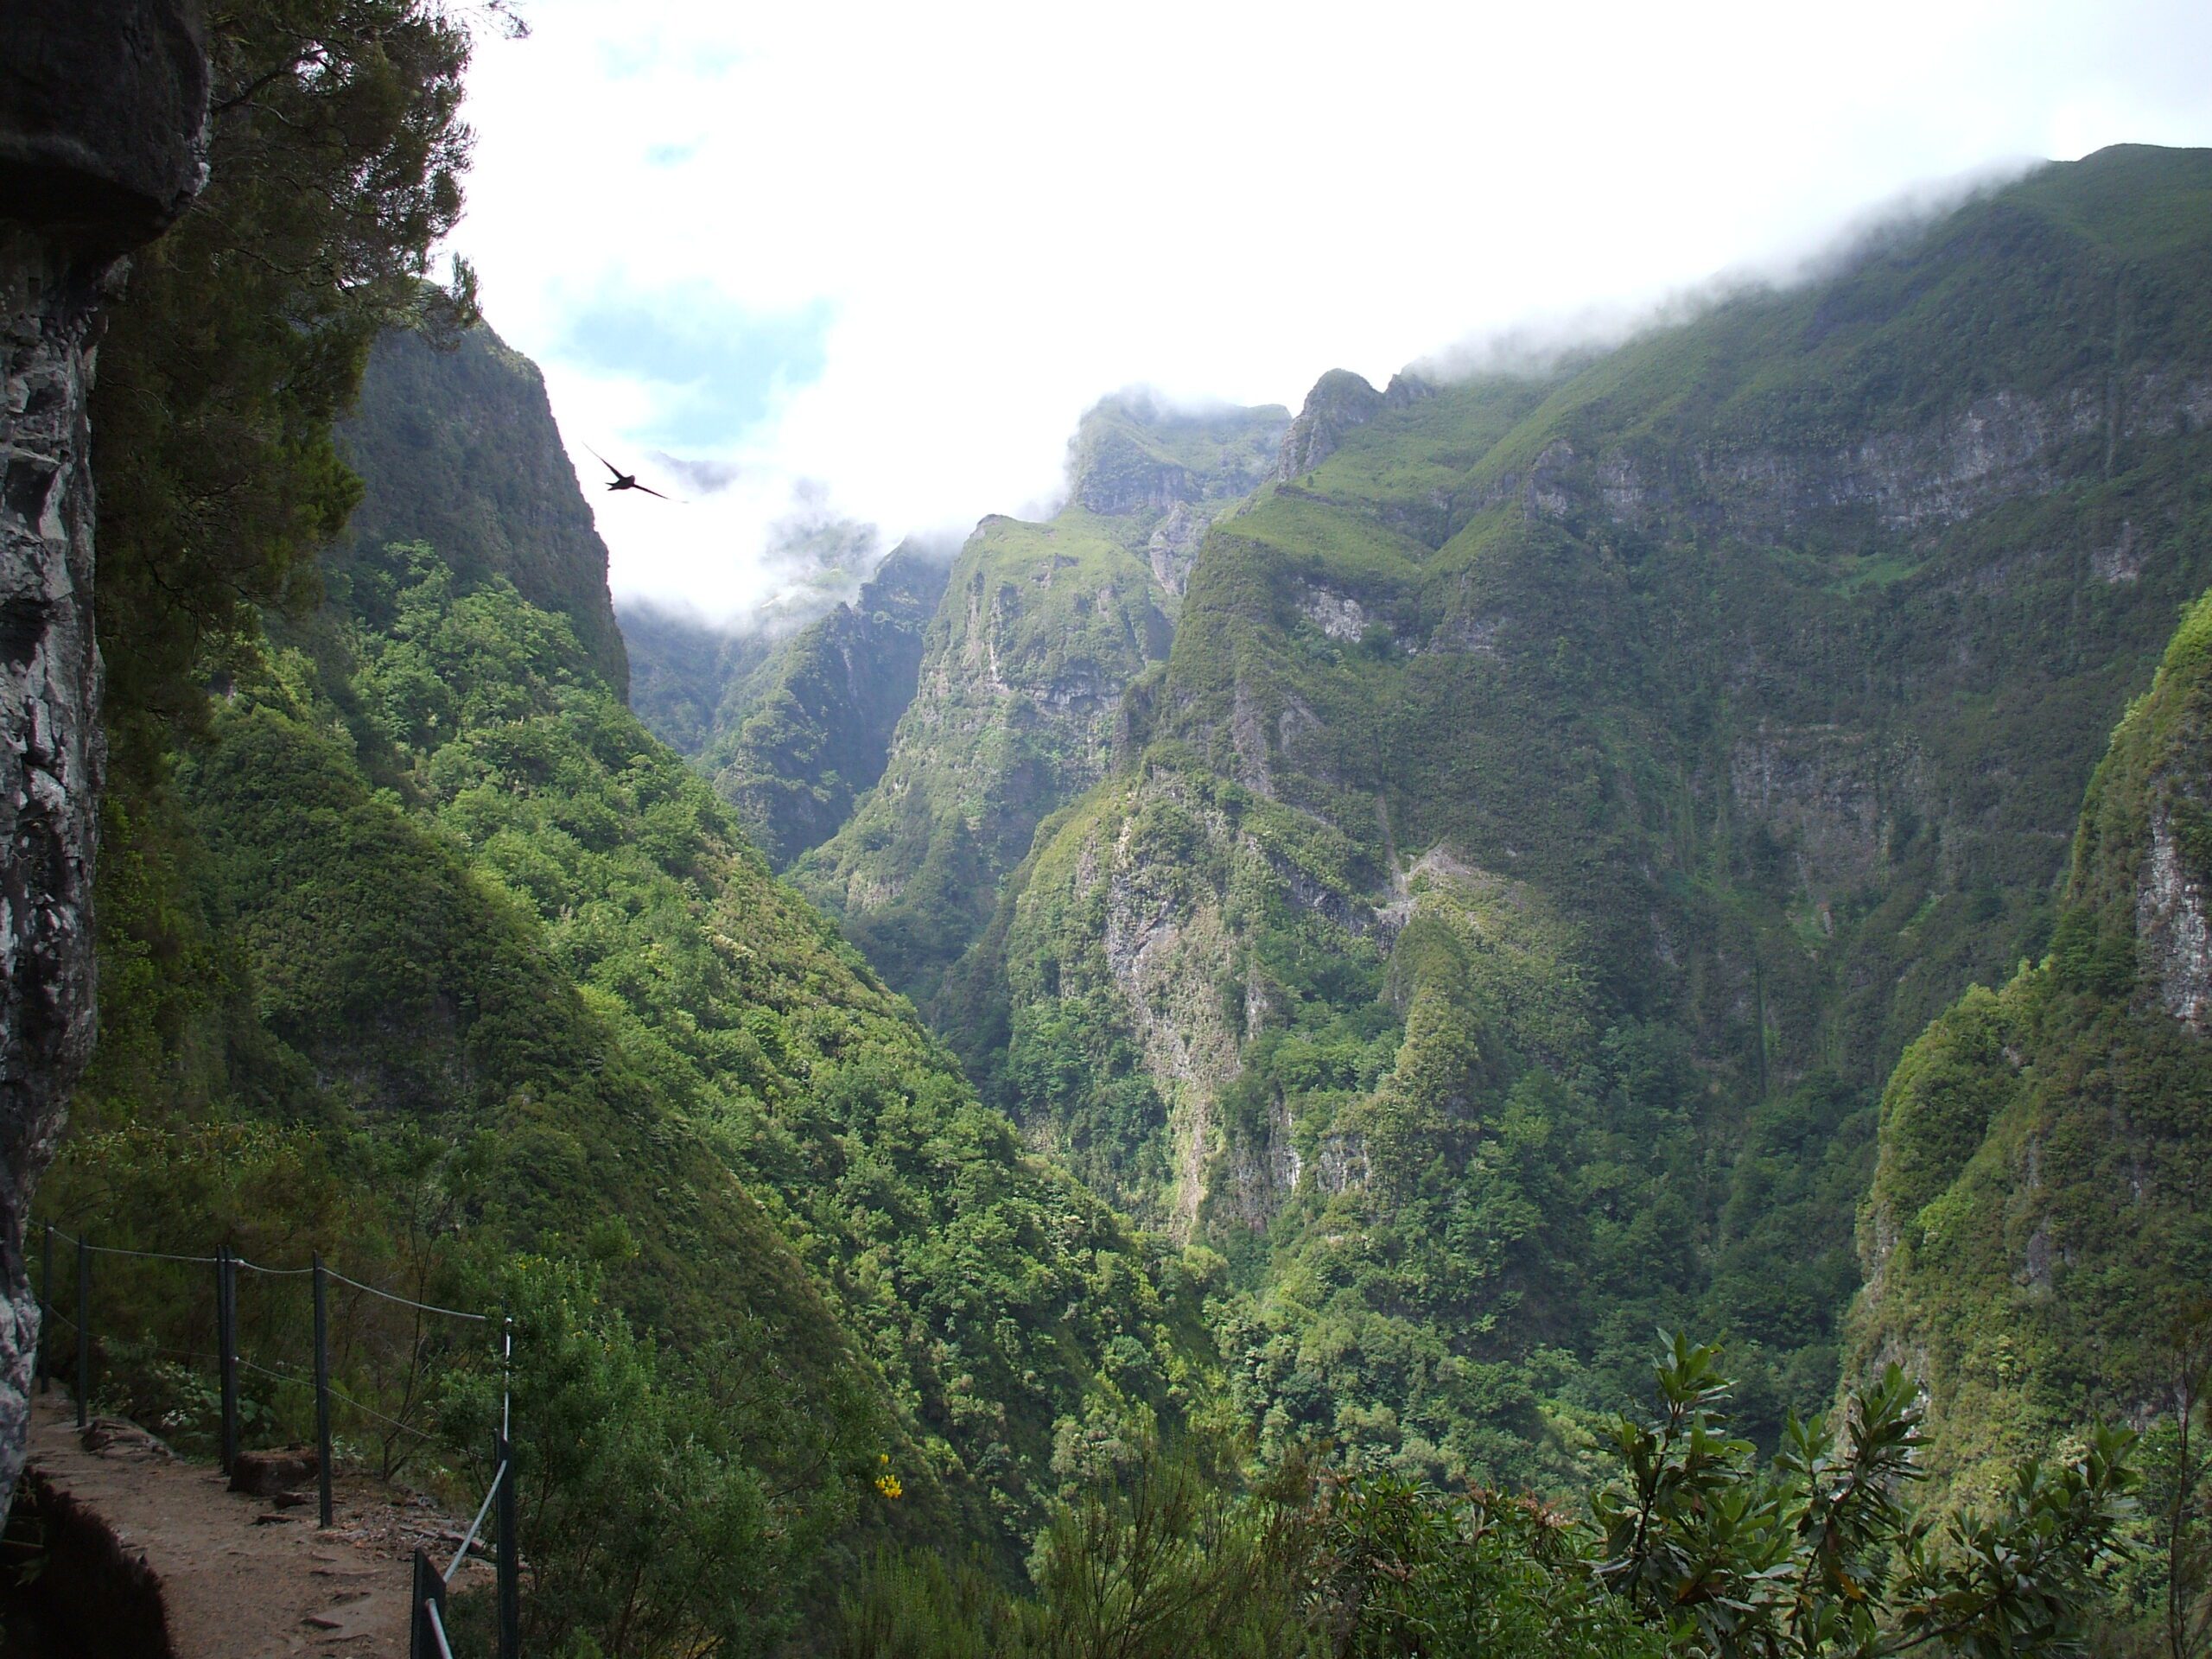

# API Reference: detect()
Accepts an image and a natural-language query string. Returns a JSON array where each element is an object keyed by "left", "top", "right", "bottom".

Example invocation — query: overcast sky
[{"left": 448, "top": 0, "right": 2212, "bottom": 621}]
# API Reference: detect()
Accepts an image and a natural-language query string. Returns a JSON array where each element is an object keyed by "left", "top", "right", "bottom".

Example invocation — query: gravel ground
[{"left": 20, "top": 1391, "right": 493, "bottom": 1656}]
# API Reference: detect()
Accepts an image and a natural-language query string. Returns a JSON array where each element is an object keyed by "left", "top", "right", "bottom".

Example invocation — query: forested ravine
[
  {"left": 11, "top": 0, "right": 2212, "bottom": 1646},
  {"left": 655, "top": 144, "right": 2212, "bottom": 1498}
]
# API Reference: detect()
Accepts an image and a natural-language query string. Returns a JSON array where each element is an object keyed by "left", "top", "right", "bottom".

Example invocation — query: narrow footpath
[{"left": 20, "top": 1391, "right": 486, "bottom": 1656}]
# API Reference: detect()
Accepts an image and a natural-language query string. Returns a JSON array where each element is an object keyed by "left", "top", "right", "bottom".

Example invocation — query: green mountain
[
  {"left": 693, "top": 543, "right": 954, "bottom": 867},
  {"left": 1847, "top": 588, "right": 2212, "bottom": 1498},
  {"left": 338, "top": 322, "right": 632, "bottom": 694},
  {"left": 67, "top": 40, "right": 2212, "bottom": 1638},
  {"left": 622, "top": 543, "right": 951, "bottom": 869},
  {"left": 79, "top": 0, "right": 2200, "bottom": 1639},
  {"left": 892, "top": 144, "right": 2212, "bottom": 1486},
  {"left": 62, "top": 318, "right": 1216, "bottom": 1643},
  {"left": 787, "top": 393, "right": 1290, "bottom": 1004}
]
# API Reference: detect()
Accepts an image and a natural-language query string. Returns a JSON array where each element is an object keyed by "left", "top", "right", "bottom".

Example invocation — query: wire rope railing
[
  {"left": 32, "top": 1222, "right": 521, "bottom": 1658},
  {"left": 412, "top": 1319, "right": 518, "bottom": 1659}
]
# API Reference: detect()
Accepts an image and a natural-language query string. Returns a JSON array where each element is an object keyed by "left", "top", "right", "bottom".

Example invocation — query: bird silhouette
[{"left": 586, "top": 447, "right": 673, "bottom": 500}]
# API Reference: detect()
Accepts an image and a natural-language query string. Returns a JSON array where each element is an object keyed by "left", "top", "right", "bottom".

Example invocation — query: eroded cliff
[
  {"left": 0, "top": 0, "right": 207, "bottom": 1500},
  {"left": 791, "top": 391, "right": 1287, "bottom": 1004}
]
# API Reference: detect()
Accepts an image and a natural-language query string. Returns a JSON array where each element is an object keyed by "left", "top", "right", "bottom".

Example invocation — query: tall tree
[{"left": 91, "top": 0, "right": 495, "bottom": 773}]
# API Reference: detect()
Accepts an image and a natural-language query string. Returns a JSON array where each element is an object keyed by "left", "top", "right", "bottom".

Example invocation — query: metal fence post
[
  {"left": 496, "top": 1429, "right": 519, "bottom": 1659},
  {"left": 37, "top": 1223, "right": 51, "bottom": 1395},
  {"left": 410, "top": 1546, "right": 446, "bottom": 1659},
  {"left": 216, "top": 1245, "right": 239, "bottom": 1475},
  {"left": 313, "top": 1252, "right": 333, "bottom": 1528},
  {"left": 74, "top": 1233, "right": 89, "bottom": 1429}
]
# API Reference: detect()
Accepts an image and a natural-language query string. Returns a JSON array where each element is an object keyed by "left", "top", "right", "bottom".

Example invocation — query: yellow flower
[{"left": 874, "top": 1471, "right": 903, "bottom": 1500}]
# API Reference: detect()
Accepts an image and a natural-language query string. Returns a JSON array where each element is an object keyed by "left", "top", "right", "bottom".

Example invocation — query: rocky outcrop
[
  {"left": 1690, "top": 377, "right": 2210, "bottom": 535},
  {"left": 1146, "top": 501, "right": 1211, "bottom": 596},
  {"left": 1218, "top": 1091, "right": 1301, "bottom": 1230},
  {"left": 1071, "top": 392, "right": 1287, "bottom": 519},
  {"left": 1300, "top": 583, "right": 1368, "bottom": 642},
  {"left": 1277, "top": 370, "right": 1385, "bottom": 481},
  {"left": 1019, "top": 779, "right": 1253, "bottom": 1236},
  {"left": 1490, "top": 375, "right": 2212, "bottom": 547},
  {"left": 0, "top": 2, "right": 208, "bottom": 254},
  {"left": 2139, "top": 798, "right": 2212, "bottom": 1030},
  {"left": 1276, "top": 370, "right": 1433, "bottom": 483},
  {"left": 1074, "top": 435, "right": 1195, "bottom": 517},
  {"left": 0, "top": 0, "right": 209, "bottom": 1510},
  {"left": 1423, "top": 370, "right": 2211, "bottom": 555}
]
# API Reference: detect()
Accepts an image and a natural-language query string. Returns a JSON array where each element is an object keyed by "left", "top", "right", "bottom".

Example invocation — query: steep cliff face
[
  {"left": 946, "top": 145, "right": 2212, "bottom": 1484},
  {"left": 1070, "top": 391, "right": 1287, "bottom": 505},
  {"left": 617, "top": 546, "right": 949, "bottom": 866},
  {"left": 696, "top": 543, "right": 950, "bottom": 866},
  {"left": 791, "top": 393, "right": 1287, "bottom": 1004},
  {"left": 0, "top": 0, "right": 207, "bottom": 1500},
  {"left": 340, "top": 323, "right": 631, "bottom": 694},
  {"left": 1847, "top": 594, "right": 2212, "bottom": 1495},
  {"left": 616, "top": 600, "right": 771, "bottom": 757}
]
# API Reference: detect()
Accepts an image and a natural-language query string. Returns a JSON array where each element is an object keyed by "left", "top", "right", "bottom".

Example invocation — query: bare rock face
[
  {"left": 2138, "top": 799, "right": 2212, "bottom": 1031},
  {"left": 1277, "top": 370, "right": 1386, "bottom": 482},
  {"left": 1074, "top": 433, "right": 1196, "bottom": 517},
  {"left": 0, "top": 0, "right": 208, "bottom": 1508},
  {"left": 1, "top": 0, "right": 209, "bottom": 252},
  {"left": 229, "top": 1445, "right": 321, "bottom": 1498}
]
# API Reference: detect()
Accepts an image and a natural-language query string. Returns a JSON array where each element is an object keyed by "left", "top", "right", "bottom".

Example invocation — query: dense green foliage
[
  {"left": 1850, "top": 592, "right": 2212, "bottom": 1510},
  {"left": 352, "top": 538, "right": 1213, "bottom": 1524},
  {"left": 926, "top": 146, "right": 2212, "bottom": 1509},
  {"left": 786, "top": 395, "right": 1288, "bottom": 1004},
  {"left": 90, "top": 0, "right": 481, "bottom": 772},
  {"left": 60, "top": 592, "right": 901, "bottom": 1652},
  {"left": 833, "top": 1335, "right": 2142, "bottom": 1658},
  {"left": 57, "top": 525, "right": 1217, "bottom": 1605},
  {"left": 62, "top": 3, "right": 1217, "bottom": 1636},
  {"left": 57, "top": 10, "right": 2212, "bottom": 1642}
]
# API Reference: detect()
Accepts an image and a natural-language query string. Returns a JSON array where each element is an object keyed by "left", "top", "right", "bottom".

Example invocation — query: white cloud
[{"left": 449, "top": 0, "right": 2212, "bottom": 620}]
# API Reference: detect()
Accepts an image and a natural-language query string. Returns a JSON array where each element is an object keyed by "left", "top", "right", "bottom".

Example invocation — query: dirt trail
[{"left": 22, "top": 1391, "right": 488, "bottom": 1656}]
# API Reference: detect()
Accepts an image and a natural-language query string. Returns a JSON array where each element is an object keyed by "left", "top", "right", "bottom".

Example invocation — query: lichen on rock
[{"left": 0, "top": 0, "right": 208, "bottom": 1508}]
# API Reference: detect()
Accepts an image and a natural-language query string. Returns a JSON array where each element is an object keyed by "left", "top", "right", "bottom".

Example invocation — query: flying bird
[{"left": 586, "top": 447, "right": 673, "bottom": 500}]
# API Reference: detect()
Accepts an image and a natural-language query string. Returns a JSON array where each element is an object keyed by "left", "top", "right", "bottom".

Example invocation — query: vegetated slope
[
  {"left": 619, "top": 598, "right": 772, "bottom": 759},
  {"left": 620, "top": 546, "right": 950, "bottom": 868},
  {"left": 947, "top": 144, "right": 2212, "bottom": 1489},
  {"left": 56, "top": 323, "right": 1214, "bottom": 1580},
  {"left": 791, "top": 392, "right": 1289, "bottom": 1005},
  {"left": 1848, "top": 590, "right": 2212, "bottom": 1498},
  {"left": 696, "top": 544, "right": 953, "bottom": 867},
  {"left": 620, "top": 495, "right": 896, "bottom": 752},
  {"left": 339, "top": 323, "right": 630, "bottom": 694}
]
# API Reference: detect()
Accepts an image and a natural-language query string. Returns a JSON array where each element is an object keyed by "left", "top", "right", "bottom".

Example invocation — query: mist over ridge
[
  {"left": 601, "top": 149, "right": 2086, "bottom": 635},
  {"left": 43, "top": 0, "right": 2212, "bottom": 1633}
]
